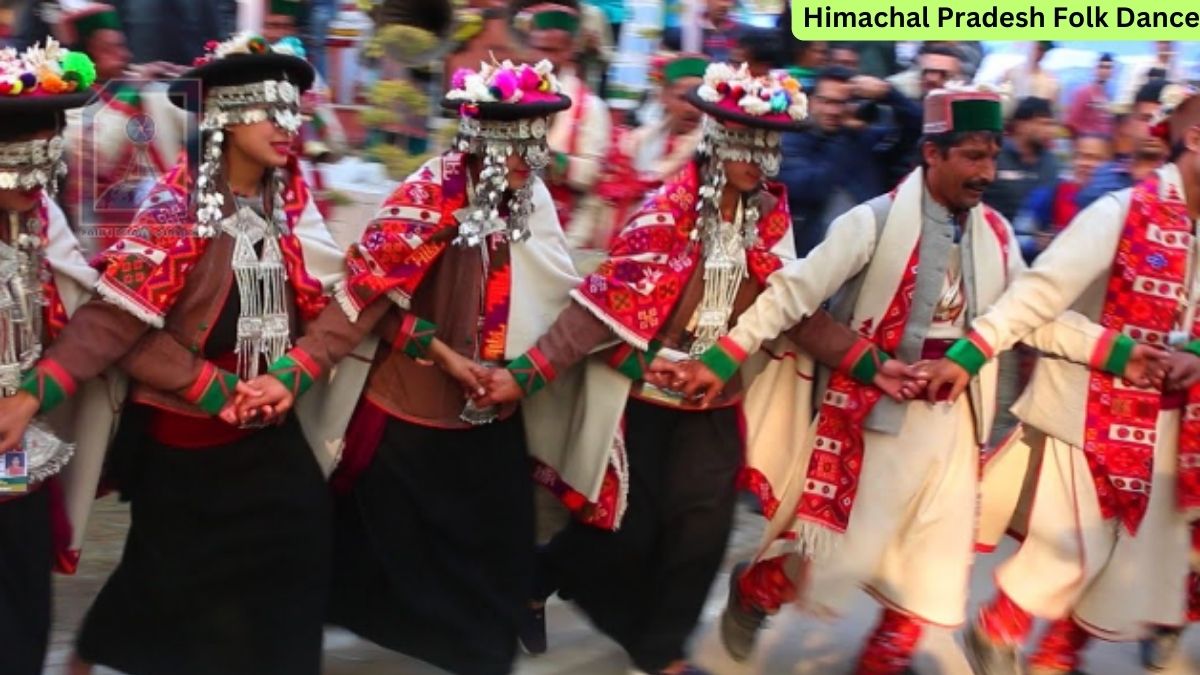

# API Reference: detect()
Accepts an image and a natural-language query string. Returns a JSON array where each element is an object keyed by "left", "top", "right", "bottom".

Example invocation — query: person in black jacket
[{"left": 779, "top": 65, "right": 922, "bottom": 256}]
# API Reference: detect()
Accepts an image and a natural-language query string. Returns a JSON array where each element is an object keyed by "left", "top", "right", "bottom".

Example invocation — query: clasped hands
[
  {"left": 644, "top": 356, "right": 930, "bottom": 408},
  {"left": 917, "top": 343, "right": 1197, "bottom": 405}
]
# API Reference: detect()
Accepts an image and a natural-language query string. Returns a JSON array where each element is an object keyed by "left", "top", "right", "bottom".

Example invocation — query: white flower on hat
[
  {"left": 697, "top": 84, "right": 720, "bottom": 103},
  {"left": 703, "top": 63, "right": 737, "bottom": 88},
  {"left": 787, "top": 96, "right": 808, "bottom": 121},
  {"left": 534, "top": 59, "right": 554, "bottom": 77},
  {"left": 739, "top": 94, "right": 770, "bottom": 116},
  {"left": 464, "top": 73, "right": 492, "bottom": 101}
]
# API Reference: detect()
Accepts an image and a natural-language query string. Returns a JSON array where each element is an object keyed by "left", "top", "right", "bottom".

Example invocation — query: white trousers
[
  {"left": 803, "top": 398, "right": 979, "bottom": 626},
  {"left": 996, "top": 411, "right": 1190, "bottom": 640}
]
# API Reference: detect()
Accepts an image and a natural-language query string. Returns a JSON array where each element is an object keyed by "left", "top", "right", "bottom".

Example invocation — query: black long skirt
[
  {"left": 75, "top": 412, "right": 332, "bottom": 675},
  {"left": 328, "top": 414, "right": 534, "bottom": 675},
  {"left": 0, "top": 487, "right": 52, "bottom": 675},
  {"left": 541, "top": 399, "right": 743, "bottom": 671}
]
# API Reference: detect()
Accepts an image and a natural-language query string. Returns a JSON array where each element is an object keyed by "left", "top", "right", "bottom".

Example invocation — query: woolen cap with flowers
[
  {"left": 442, "top": 59, "right": 571, "bottom": 247},
  {"left": 0, "top": 39, "right": 97, "bottom": 194}
]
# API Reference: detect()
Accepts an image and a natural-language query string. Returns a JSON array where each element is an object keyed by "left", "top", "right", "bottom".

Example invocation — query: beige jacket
[
  {"left": 971, "top": 164, "right": 1197, "bottom": 447},
  {"left": 725, "top": 173, "right": 1110, "bottom": 445}
]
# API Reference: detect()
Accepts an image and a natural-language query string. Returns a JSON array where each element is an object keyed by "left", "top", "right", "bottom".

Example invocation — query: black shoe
[
  {"left": 963, "top": 619, "right": 1024, "bottom": 675},
  {"left": 517, "top": 601, "right": 547, "bottom": 656},
  {"left": 1141, "top": 625, "right": 1184, "bottom": 671},
  {"left": 719, "top": 562, "right": 769, "bottom": 662}
]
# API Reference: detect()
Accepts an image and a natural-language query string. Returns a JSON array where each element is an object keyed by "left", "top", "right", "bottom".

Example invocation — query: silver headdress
[
  {"left": 185, "top": 34, "right": 313, "bottom": 381},
  {"left": 444, "top": 58, "right": 568, "bottom": 247},
  {"left": 0, "top": 136, "right": 68, "bottom": 196},
  {"left": 685, "top": 64, "right": 807, "bottom": 354}
]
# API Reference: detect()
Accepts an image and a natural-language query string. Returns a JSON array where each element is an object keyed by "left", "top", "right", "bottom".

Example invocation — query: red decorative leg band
[
  {"left": 1029, "top": 618, "right": 1090, "bottom": 672},
  {"left": 978, "top": 591, "right": 1034, "bottom": 645},
  {"left": 855, "top": 608, "right": 924, "bottom": 675},
  {"left": 737, "top": 556, "right": 797, "bottom": 614}
]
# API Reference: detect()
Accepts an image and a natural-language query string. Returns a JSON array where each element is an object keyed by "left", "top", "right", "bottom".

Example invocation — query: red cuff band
[
  {"left": 966, "top": 330, "right": 995, "bottom": 360},
  {"left": 716, "top": 336, "right": 748, "bottom": 363},
  {"left": 39, "top": 358, "right": 77, "bottom": 398},
  {"left": 181, "top": 362, "right": 218, "bottom": 403},
  {"left": 289, "top": 347, "right": 323, "bottom": 380}
]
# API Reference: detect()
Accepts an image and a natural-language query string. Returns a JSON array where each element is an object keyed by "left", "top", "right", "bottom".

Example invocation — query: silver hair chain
[
  {"left": 688, "top": 153, "right": 763, "bottom": 356},
  {"left": 452, "top": 133, "right": 546, "bottom": 247}
]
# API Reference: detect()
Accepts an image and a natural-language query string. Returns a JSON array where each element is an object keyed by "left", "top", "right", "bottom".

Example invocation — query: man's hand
[
  {"left": 1124, "top": 343, "right": 1170, "bottom": 389},
  {"left": 665, "top": 360, "right": 726, "bottom": 408},
  {"left": 0, "top": 391, "right": 39, "bottom": 452},
  {"left": 641, "top": 356, "right": 682, "bottom": 390},
  {"left": 475, "top": 368, "right": 524, "bottom": 408},
  {"left": 873, "top": 359, "right": 927, "bottom": 402},
  {"left": 914, "top": 358, "right": 971, "bottom": 403},
  {"left": 1164, "top": 351, "right": 1200, "bottom": 391},
  {"left": 851, "top": 75, "right": 891, "bottom": 100}
]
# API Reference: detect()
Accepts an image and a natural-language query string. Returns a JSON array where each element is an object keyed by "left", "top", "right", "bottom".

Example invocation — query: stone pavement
[{"left": 45, "top": 496, "right": 1200, "bottom": 675}]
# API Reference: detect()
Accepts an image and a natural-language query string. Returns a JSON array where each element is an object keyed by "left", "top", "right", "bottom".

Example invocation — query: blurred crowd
[{"left": 0, "top": 0, "right": 1195, "bottom": 266}]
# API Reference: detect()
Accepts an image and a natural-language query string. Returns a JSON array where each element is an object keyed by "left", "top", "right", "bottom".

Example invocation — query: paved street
[{"left": 45, "top": 496, "right": 1200, "bottom": 675}]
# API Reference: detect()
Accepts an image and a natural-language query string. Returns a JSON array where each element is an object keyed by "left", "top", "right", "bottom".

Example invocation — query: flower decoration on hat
[
  {"left": 446, "top": 59, "right": 562, "bottom": 111},
  {"left": 695, "top": 63, "right": 808, "bottom": 124},
  {"left": 686, "top": 64, "right": 806, "bottom": 183},
  {"left": 441, "top": 59, "right": 571, "bottom": 248},
  {"left": 0, "top": 38, "right": 96, "bottom": 97},
  {"left": 0, "top": 40, "right": 96, "bottom": 197}
]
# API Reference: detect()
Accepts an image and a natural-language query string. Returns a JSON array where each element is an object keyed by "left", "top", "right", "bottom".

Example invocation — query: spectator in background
[
  {"left": 1065, "top": 52, "right": 1114, "bottom": 138},
  {"left": 524, "top": 2, "right": 612, "bottom": 233},
  {"left": 662, "top": 0, "right": 743, "bottom": 62},
  {"left": 839, "top": 42, "right": 899, "bottom": 78},
  {"left": 888, "top": 43, "right": 962, "bottom": 102},
  {"left": 773, "top": 4, "right": 827, "bottom": 89},
  {"left": 1119, "top": 40, "right": 1187, "bottom": 105},
  {"left": 306, "top": 0, "right": 335, "bottom": 77},
  {"left": 731, "top": 28, "right": 777, "bottom": 78},
  {"left": 829, "top": 43, "right": 860, "bottom": 72},
  {"left": 578, "top": 2, "right": 615, "bottom": 95},
  {"left": 588, "top": 0, "right": 623, "bottom": 48},
  {"left": 109, "top": 0, "right": 223, "bottom": 65},
  {"left": 1014, "top": 134, "right": 1111, "bottom": 262},
  {"left": 1004, "top": 41, "right": 1061, "bottom": 109},
  {"left": 1076, "top": 80, "right": 1168, "bottom": 208},
  {"left": 779, "top": 65, "right": 922, "bottom": 256},
  {"left": 569, "top": 53, "right": 709, "bottom": 250},
  {"left": 983, "top": 96, "right": 1060, "bottom": 223}
]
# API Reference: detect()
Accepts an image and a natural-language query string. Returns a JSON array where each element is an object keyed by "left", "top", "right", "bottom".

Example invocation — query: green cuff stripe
[
  {"left": 507, "top": 351, "right": 552, "bottom": 397},
  {"left": 850, "top": 349, "right": 889, "bottom": 386},
  {"left": 268, "top": 354, "right": 316, "bottom": 397},
  {"left": 401, "top": 317, "right": 438, "bottom": 360},
  {"left": 614, "top": 341, "right": 661, "bottom": 381},
  {"left": 1185, "top": 340, "right": 1200, "bottom": 359},
  {"left": 1104, "top": 333, "right": 1136, "bottom": 377},
  {"left": 20, "top": 367, "right": 67, "bottom": 414},
  {"left": 699, "top": 343, "right": 741, "bottom": 383},
  {"left": 946, "top": 338, "right": 988, "bottom": 376},
  {"left": 554, "top": 152, "right": 569, "bottom": 175},
  {"left": 194, "top": 370, "right": 239, "bottom": 416}
]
